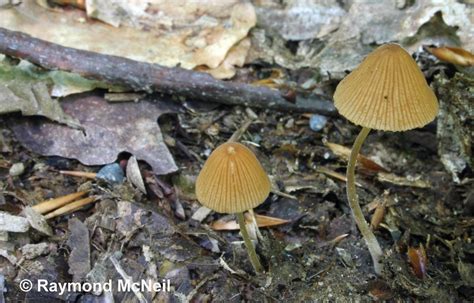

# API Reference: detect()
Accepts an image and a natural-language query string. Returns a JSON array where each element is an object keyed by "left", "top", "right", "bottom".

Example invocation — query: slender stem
[
  {"left": 236, "top": 212, "right": 263, "bottom": 273},
  {"left": 347, "top": 127, "right": 383, "bottom": 275}
]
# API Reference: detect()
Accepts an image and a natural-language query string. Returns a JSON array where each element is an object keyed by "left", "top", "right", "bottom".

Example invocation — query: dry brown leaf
[
  {"left": 407, "top": 245, "right": 428, "bottom": 279},
  {"left": 324, "top": 141, "right": 389, "bottom": 173},
  {"left": 370, "top": 201, "right": 386, "bottom": 230},
  {"left": 198, "top": 38, "right": 252, "bottom": 79},
  {"left": 126, "top": 156, "right": 146, "bottom": 194},
  {"left": 252, "top": 69, "right": 286, "bottom": 88},
  {"left": 0, "top": 0, "right": 256, "bottom": 80},
  {"left": 211, "top": 214, "right": 290, "bottom": 231}
]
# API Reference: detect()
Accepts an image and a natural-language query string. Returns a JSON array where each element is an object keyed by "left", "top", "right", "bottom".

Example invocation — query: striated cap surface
[
  {"left": 195, "top": 142, "right": 270, "bottom": 213},
  {"left": 334, "top": 44, "right": 439, "bottom": 131}
]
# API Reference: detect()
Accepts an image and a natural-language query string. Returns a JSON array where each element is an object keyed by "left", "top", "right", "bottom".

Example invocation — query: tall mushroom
[
  {"left": 195, "top": 142, "right": 271, "bottom": 273},
  {"left": 333, "top": 44, "right": 439, "bottom": 274}
]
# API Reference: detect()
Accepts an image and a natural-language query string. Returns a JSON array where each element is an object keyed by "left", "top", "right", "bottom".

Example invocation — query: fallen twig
[
  {"left": 0, "top": 27, "right": 336, "bottom": 115},
  {"left": 59, "top": 170, "right": 97, "bottom": 179},
  {"left": 44, "top": 196, "right": 97, "bottom": 219},
  {"left": 32, "top": 191, "right": 88, "bottom": 214}
]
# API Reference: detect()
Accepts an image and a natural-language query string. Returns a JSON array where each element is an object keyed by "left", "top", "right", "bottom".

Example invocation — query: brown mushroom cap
[
  {"left": 195, "top": 142, "right": 270, "bottom": 214},
  {"left": 334, "top": 44, "right": 439, "bottom": 131}
]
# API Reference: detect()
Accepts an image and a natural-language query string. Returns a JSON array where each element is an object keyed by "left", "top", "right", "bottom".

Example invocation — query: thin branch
[{"left": 0, "top": 27, "right": 336, "bottom": 115}]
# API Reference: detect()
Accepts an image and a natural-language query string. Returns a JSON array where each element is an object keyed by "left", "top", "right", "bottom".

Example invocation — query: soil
[{"left": 0, "top": 63, "right": 473, "bottom": 302}]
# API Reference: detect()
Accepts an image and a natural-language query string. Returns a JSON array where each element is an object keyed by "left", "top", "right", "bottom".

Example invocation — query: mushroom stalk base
[
  {"left": 236, "top": 212, "right": 263, "bottom": 273},
  {"left": 347, "top": 127, "right": 383, "bottom": 275}
]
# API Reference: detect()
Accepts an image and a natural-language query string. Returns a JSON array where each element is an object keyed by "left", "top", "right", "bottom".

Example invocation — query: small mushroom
[
  {"left": 333, "top": 44, "right": 439, "bottom": 275},
  {"left": 195, "top": 142, "right": 271, "bottom": 273}
]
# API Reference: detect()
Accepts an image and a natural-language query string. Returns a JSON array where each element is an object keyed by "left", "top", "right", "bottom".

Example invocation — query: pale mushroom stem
[
  {"left": 236, "top": 212, "right": 263, "bottom": 273},
  {"left": 347, "top": 127, "right": 383, "bottom": 275}
]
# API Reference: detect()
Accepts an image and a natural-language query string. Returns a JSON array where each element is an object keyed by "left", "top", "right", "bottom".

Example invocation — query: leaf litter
[
  {"left": 0, "top": 0, "right": 472, "bottom": 302},
  {"left": 10, "top": 94, "right": 179, "bottom": 175}
]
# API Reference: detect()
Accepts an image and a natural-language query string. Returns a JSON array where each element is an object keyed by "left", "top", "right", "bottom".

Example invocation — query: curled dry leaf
[
  {"left": 22, "top": 207, "right": 53, "bottom": 236},
  {"left": 197, "top": 38, "right": 252, "bottom": 79},
  {"left": 407, "top": 245, "right": 428, "bottom": 279},
  {"left": 369, "top": 191, "right": 391, "bottom": 230},
  {"left": 252, "top": 69, "right": 286, "bottom": 89},
  {"left": 368, "top": 280, "right": 393, "bottom": 301},
  {"left": 370, "top": 201, "right": 386, "bottom": 230},
  {"left": 126, "top": 156, "right": 146, "bottom": 194},
  {"left": 426, "top": 46, "right": 474, "bottom": 66},
  {"left": 211, "top": 214, "right": 290, "bottom": 231},
  {"left": 324, "top": 141, "right": 389, "bottom": 173}
]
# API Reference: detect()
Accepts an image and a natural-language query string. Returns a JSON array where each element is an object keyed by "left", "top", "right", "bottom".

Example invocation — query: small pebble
[
  {"left": 309, "top": 114, "right": 328, "bottom": 131},
  {"left": 9, "top": 162, "right": 25, "bottom": 177},
  {"left": 96, "top": 163, "right": 124, "bottom": 184}
]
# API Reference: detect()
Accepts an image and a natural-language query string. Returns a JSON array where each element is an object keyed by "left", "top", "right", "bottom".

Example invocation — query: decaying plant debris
[{"left": 0, "top": 1, "right": 473, "bottom": 302}]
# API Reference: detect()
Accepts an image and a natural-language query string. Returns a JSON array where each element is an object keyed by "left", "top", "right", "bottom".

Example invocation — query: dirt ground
[{"left": 0, "top": 54, "right": 472, "bottom": 302}]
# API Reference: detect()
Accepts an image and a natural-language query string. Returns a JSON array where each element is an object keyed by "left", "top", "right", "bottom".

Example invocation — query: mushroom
[
  {"left": 195, "top": 142, "right": 270, "bottom": 273},
  {"left": 333, "top": 44, "right": 439, "bottom": 274}
]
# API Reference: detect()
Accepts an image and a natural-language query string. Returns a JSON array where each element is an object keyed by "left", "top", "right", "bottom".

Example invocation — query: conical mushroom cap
[
  {"left": 334, "top": 44, "right": 439, "bottom": 131},
  {"left": 195, "top": 142, "right": 271, "bottom": 214}
]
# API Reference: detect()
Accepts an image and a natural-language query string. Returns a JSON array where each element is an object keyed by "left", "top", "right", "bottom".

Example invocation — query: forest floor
[{"left": 1, "top": 55, "right": 473, "bottom": 302}]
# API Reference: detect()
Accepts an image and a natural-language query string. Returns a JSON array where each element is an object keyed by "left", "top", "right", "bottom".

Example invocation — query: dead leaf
[
  {"left": 252, "top": 69, "right": 286, "bottom": 88},
  {"left": 20, "top": 243, "right": 52, "bottom": 260},
  {"left": 211, "top": 214, "right": 290, "bottom": 231},
  {"left": 0, "top": 61, "right": 81, "bottom": 129},
  {"left": 126, "top": 156, "right": 146, "bottom": 194},
  {"left": 198, "top": 38, "right": 252, "bottom": 79},
  {"left": 10, "top": 94, "right": 178, "bottom": 175},
  {"left": 324, "top": 141, "right": 389, "bottom": 173},
  {"left": 67, "top": 218, "right": 91, "bottom": 281},
  {"left": 22, "top": 207, "right": 53, "bottom": 236},
  {"left": 0, "top": 0, "right": 256, "bottom": 79},
  {"left": 1, "top": 56, "right": 117, "bottom": 101},
  {"left": 368, "top": 280, "right": 393, "bottom": 301},
  {"left": 407, "top": 245, "right": 428, "bottom": 279},
  {"left": 370, "top": 201, "right": 386, "bottom": 230},
  {"left": 251, "top": 0, "right": 472, "bottom": 78},
  {"left": 191, "top": 206, "right": 213, "bottom": 223}
]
